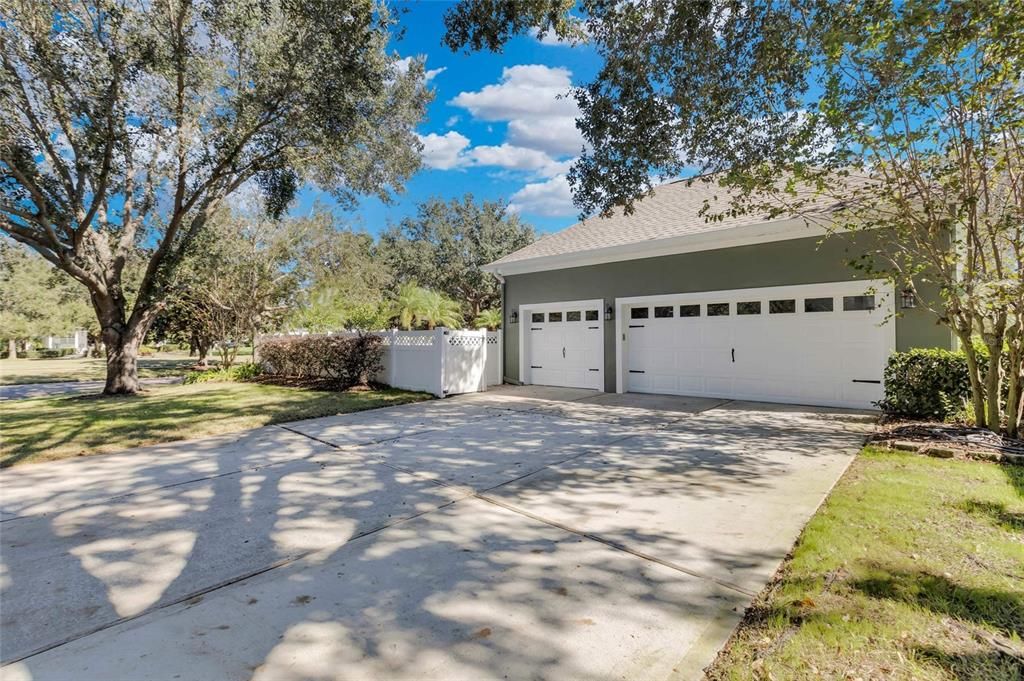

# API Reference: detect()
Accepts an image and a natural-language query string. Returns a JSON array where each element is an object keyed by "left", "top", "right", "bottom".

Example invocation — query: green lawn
[
  {"left": 0, "top": 381, "right": 432, "bottom": 467},
  {"left": 707, "top": 447, "right": 1024, "bottom": 681},
  {"left": 0, "top": 354, "right": 198, "bottom": 385}
]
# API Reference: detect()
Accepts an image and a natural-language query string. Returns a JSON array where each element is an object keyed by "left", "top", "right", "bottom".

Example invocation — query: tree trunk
[
  {"left": 103, "top": 327, "right": 145, "bottom": 394},
  {"left": 94, "top": 292, "right": 154, "bottom": 395},
  {"left": 7, "top": 338, "right": 17, "bottom": 359},
  {"left": 957, "top": 329, "right": 987, "bottom": 428}
]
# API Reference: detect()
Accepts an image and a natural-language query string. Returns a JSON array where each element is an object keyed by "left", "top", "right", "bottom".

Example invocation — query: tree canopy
[
  {"left": 0, "top": 241, "right": 94, "bottom": 356},
  {"left": 1, "top": 0, "right": 430, "bottom": 392},
  {"left": 379, "top": 195, "right": 534, "bottom": 320}
]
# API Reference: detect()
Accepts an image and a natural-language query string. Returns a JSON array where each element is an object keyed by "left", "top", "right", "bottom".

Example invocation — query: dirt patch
[{"left": 250, "top": 376, "right": 379, "bottom": 392}]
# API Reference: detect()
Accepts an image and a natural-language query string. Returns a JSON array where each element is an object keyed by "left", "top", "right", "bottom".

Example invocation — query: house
[
  {"left": 42, "top": 329, "right": 89, "bottom": 355},
  {"left": 483, "top": 178, "right": 953, "bottom": 409}
]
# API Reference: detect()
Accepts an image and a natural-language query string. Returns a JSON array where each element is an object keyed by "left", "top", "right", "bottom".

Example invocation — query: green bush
[
  {"left": 183, "top": 363, "right": 262, "bottom": 385},
  {"left": 879, "top": 349, "right": 972, "bottom": 419},
  {"left": 36, "top": 348, "right": 76, "bottom": 358},
  {"left": 256, "top": 334, "right": 384, "bottom": 388}
]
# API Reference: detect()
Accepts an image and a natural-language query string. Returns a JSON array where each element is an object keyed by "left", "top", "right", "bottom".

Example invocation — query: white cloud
[
  {"left": 449, "top": 64, "right": 578, "bottom": 121},
  {"left": 509, "top": 175, "right": 577, "bottom": 217},
  {"left": 445, "top": 115, "right": 460, "bottom": 127},
  {"left": 394, "top": 56, "right": 446, "bottom": 83},
  {"left": 468, "top": 144, "right": 572, "bottom": 178},
  {"left": 449, "top": 64, "right": 585, "bottom": 158},
  {"left": 529, "top": 28, "right": 567, "bottom": 46},
  {"left": 417, "top": 131, "right": 470, "bottom": 170},
  {"left": 507, "top": 118, "right": 585, "bottom": 156}
]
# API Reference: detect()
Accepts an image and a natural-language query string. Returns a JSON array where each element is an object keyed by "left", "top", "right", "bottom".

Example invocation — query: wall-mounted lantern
[
  {"left": 509, "top": 310, "right": 519, "bottom": 324},
  {"left": 605, "top": 304, "right": 614, "bottom": 321},
  {"left": 900, "top": 288, "right": 917, "bottom": 309}
]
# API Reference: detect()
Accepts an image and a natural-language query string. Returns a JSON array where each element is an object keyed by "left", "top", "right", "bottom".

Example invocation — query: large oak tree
[{"left": 1, "top": 0, "right": 429, "bottom": 393}]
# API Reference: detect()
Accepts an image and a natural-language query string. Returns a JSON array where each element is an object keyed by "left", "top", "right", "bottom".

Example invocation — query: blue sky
[{"left": 294, "top": 1, "right": 603, "bottom": 235}]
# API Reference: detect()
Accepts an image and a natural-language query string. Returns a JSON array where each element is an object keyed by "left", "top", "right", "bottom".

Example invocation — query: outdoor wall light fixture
[
  {"left": 900, "top": 288, "right": 917, "bottom": 309},
  {"left": 605, "top": 305, "right": 614, "bottom": 321},
  {"left": 509, "top": 310, "right": 519, "bottom": 324}
]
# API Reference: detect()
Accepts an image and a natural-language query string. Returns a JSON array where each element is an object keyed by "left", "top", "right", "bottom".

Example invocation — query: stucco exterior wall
[{"left": 501, "top": 232, "right": 954, "bottom": 392}]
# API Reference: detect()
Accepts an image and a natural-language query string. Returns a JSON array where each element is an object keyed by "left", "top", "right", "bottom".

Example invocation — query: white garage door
[
  {"left": 524, "top": 303, "right": 604, "bottom": 390},
  {"left": 621, "top": 281, "right": 894, "bottom": 409}
]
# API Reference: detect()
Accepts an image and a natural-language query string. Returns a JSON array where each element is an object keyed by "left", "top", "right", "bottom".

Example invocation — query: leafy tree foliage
[
  {"left": 155, "top": 207, "right": 309, "bottom": 367},
  {"left": 1, "top": 0, "right": 429, "bottom": 393},
  {"left": 288, "top": 210, "right": 393, "bottom": 332},
  {"left": 390, "top": 283, "right": 463, "bottom": 331},
  {"left": 473, "top": 308, "right": 502, "bottom": 331},
  {"left": 379, "top": 195, "right": 534, "bottom": 321},
  {"left": 0, "top": 241, "right": 94, "bottom": 357},
  {"left": 446, "top": 0, "right": 1024, "bottom": 434}
]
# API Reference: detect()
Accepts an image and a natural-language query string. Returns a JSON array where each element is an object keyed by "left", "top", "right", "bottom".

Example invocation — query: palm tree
[
  {"left": 474, "top": 308, "right": 502, "bottom": 330},
  {"left": 418, "top": 289, "right": 463, "bottom": 330},
  {"left": 392, "top": 282, "right": 428, "bottom": 330},
  {"left": 391, "top": 283, "right": 463, "bottom": 330}
]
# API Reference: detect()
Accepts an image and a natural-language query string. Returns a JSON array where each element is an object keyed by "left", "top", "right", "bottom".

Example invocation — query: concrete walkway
[
  {"left": 0, "top": 386, "right": 874, "bottom": 680},
  {"left": 0, "top": 376, "right": 183, "bottom": 400}
]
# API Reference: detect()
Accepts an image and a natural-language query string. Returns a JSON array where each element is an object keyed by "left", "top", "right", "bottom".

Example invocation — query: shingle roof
[{"left": 490, "top": 176, "right": 842, "bottom": 268}]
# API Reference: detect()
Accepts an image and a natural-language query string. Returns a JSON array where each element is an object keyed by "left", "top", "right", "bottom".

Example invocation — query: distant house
[
  {"left": 42, "top": 329, "right": 89, "bottom": 355},
  {"left": 483, "top": 178, "right": 952, "bottom": 409}
]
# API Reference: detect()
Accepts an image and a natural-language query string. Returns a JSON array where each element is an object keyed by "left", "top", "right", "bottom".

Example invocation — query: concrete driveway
[{"left": 0, "top": 386, "right": 873, "bottom": 680}]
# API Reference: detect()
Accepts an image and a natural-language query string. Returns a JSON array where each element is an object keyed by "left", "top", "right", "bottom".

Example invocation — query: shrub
[
  {"left": 36, "top": 348, "right": 76, "bottom": 358},
  {"left": 183, "top": 362, "right": 262, "bottom": 385},
  {"left": 256, "top": 334, "right": 384, "bottom": 389},
  {"left": 879, "top": 349, "right": 972, "bottom": 419}
]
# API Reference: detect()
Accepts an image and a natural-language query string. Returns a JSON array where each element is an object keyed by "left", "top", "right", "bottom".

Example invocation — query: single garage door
[
  {"left": 622, "top": 281, "right": 894, "bottom": 409},
  {"left": 524, "top": 304, "right": 604, "bottom": 390}
]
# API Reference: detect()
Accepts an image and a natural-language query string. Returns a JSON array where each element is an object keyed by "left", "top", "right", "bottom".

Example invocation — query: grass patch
[
  {"left": 707, "top": 447, "right": 1024, "bottom": 681},
  {"left": 0, "top": 355, "right": 197, "bottom": 385},
  {"left": 0, "top": 381, "right": 432, "bottom": 467}
]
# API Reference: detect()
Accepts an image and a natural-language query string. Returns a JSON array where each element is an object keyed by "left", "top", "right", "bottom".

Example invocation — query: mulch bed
[
  {"left": 869, "top": 421, "right": 1024, "bottom": 464},
  {"left": 249, "top": 375, "right": 376, "bottom": 392}
]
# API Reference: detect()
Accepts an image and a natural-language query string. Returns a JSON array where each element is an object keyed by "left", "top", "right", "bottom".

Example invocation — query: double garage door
[
  {"left": 623, "top": 282, "right": 894, "bottom": 409},
  {"left": 521, "top": 282, "right": 893, "bottom": 409}
]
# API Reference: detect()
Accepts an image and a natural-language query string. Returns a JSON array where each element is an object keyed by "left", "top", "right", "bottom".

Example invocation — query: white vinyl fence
[{"left": 259, "top": 328, "right": 503, "bottom": 398}]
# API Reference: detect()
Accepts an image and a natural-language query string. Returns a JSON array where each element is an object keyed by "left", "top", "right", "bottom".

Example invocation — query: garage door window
[
  {"left": 567, "top": 311, "right": 582, "bottom": 321},
  {"left": 843, "top": 295, "right": 875, "bottom": 311},
  {"left": 769, "top": 299, "right": 796, "bottom": 314},
  {"left": 548, "top": 312, "right": 562, "bottom": 322},
  {"left": 737, "top": 301, "right": 761, "bottom": 315},
  {"left": 531, "top": 312, "right": 544, "bottom": 323},
  {"left": 585, "top": 310, "right": 599, "bottom": 321},
  {"left": 804, "top": 297, "right": 834, "bottom": 312},
  {"left": 654, "top": 306, "right": 674, "bottom": 318},
  {"left": 630, "top": 307, "right": 649, "bottom": 319},
  {"left": 679, "top": 304, "right": 700, "bottom": 317},
  {"left": 708, "top": 303, "right": 730, "bottom": 316}
]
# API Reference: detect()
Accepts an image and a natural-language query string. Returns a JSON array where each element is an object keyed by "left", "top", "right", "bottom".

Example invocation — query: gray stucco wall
[{"left": 502, "top": 232, "right": 954, "bottom": 392}]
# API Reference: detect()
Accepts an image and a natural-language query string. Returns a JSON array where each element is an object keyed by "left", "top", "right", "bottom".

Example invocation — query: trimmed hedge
[
  {"left": 878, "top": 348, "right": 972, "bottom": 419},
  {"left": 257, "top": 335, "right": 384, "bottom": 389}
]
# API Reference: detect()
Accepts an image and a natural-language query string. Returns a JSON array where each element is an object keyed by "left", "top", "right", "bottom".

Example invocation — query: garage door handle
[
  {"left": 531, "top": 327, "right": 542, "bottom": 331},
  {"left": 531, "top": 365, "right": 542, "bottom": 369},
  {"left": 629, "top": 370, "right": 645, "bottom": 374},
  {"left": 628, "top": 324, "right": 645, "bottom": 328},
  {"left": 852, "top": 379, "right": 881, "bottom": 384},
  {"left": 731, "top": 348, "right": 735, "bottom": 363},
  {"left": 562, "top": 347, "right": 566, "bottom": 358}
]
